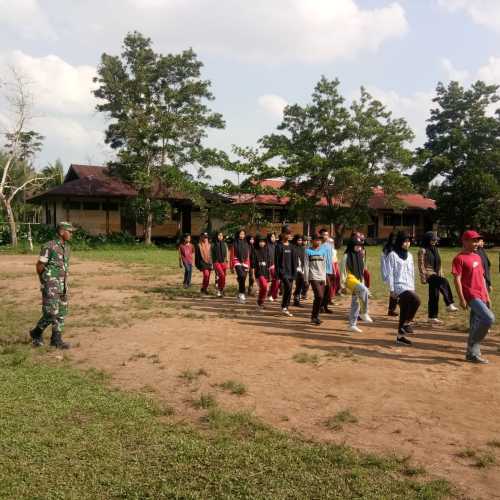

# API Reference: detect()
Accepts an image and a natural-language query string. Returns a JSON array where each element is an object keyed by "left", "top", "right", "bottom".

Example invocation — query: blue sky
[{"left": 1, "top": 0, "right": 499, "bottom": 183}]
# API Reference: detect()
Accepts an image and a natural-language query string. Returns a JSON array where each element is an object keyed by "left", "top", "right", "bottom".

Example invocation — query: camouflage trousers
[{"left": 36, "top": 279, "right": 68, "bottom": 336}]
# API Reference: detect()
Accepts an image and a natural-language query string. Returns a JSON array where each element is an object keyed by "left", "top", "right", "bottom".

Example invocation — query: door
[{"left": 181, "top": 207, "right": 192, "bottom": 235}]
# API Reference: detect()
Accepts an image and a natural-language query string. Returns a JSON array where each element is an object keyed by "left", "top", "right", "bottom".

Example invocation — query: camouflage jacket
[{"left": 39, "top": 239, "right": 71, "bottom": 292}]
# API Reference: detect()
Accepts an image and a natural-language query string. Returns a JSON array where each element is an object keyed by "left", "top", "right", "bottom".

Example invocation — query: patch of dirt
[{"left": 3, "top": 254, "right": 500, "bottom": 499}]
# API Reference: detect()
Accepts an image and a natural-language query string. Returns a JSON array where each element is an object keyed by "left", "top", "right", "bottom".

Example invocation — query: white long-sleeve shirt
[
  {"left": 387, "top": 251, "right": 415, "bottom": 296},
  {"left": 380, "top": 253, "right": 390, "bottom": 283}
]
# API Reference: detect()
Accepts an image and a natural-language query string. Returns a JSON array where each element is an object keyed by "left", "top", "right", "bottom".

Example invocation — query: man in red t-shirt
[{"left": 452, "top": 230, "right": 495, "bottom": 364}]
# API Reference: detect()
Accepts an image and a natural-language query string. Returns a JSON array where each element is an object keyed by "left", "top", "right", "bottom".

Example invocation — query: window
[
  {"left": 263, "top": 209, "right": 274, "bottom": 222},
  {"left": 102, "top": 202, "right": 119, "bottom": 211},
  {"left": 82, "top": 202, "right": 101, "bottom": 210},
  {"left": 383, "top": 213, "right": 401, "bottom": 226},
  {"left": 63, "top": 201, "right": 81, "bottom": 210},
  {"left": 402, "top": 214, "right": 419, "bottom": 226}
]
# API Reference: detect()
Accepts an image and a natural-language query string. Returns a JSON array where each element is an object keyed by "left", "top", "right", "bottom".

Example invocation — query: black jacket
[
  {"left": 275, "top": 241, "right": 299, "bottom": 280},
  {"left": 211, "top": 241, "right": 228, "bottom": 264},
  {"left": 477, "top": 247, "right": 492, "bottom": 288},
  {"left": 252, "top": 246, "right": 273, "bottom": 279}
]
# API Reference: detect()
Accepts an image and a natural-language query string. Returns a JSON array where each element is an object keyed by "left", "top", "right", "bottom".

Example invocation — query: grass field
[
  {"left": 1, "top": 242, "right": 498, "bottom": 498},
  {"left": 0, "top": 310, "right": 452, "bottom": 499}
]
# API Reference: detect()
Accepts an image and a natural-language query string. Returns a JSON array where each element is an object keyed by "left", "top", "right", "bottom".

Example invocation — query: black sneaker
[
  {"left": 388, "top": 310, "right": 398, "bottom": 317},
  {"left": 50, "top": 333, "right": 71, "bottom": 350},
  {"left": 322, "top": 307, "right": 334, "bottom": 315},
  {"left": 29, "top": 328, "right": 44, "bottom": 347},
  {"left": 293, "top": 300, "right": 303, "bottom": 308},
  {"left": 465, "top": 353, "right": 489, "bottom": 364},
  {"left": 396, "top": 335, "right": 412, "bottom": 346},
  {"left": 311, "top": 317, "right": 322, "bottom": 325},
  {"left": 402, "top": 324, "right": 414, "bottom": 334}
]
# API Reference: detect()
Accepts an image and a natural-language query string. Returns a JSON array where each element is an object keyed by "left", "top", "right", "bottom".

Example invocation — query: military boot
[
  {"left": 29, "top": 327, "right": 44, "bottom": 347},
  {"left": 50, "top": 332, "right": 71, "bottom": 350}
]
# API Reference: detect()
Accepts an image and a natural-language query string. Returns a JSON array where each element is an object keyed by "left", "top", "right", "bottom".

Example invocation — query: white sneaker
[
  {"left": 237, "top": 293, "right": 245, "bottom": 303},
  {"left": 216, "top": 290, "right": 222, "bottom": 298},
  {"left": 282, "top": 308, "right": 293, "bottom": 317},
  {"left": 360, "top": 313, "right": 373, "bottom": 323},
  {"left": 447, "top": 304, "right": 459, "bottom": 312},
  {"left": 429, "top": 317, "right": 443, "bottom": 324},
  {"left": 268, "top": 296, "right": 275, "bottom": 302},
  {"left": 349, "top": 325, "right": 363, "bottom": 333}
]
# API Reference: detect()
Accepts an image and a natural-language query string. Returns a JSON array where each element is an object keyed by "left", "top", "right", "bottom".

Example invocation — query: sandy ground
[{"left": 2, "top": 254, "right": 500, "bottom": 499}]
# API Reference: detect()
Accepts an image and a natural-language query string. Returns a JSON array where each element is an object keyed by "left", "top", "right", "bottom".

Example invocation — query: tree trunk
[
  {"left": 334, "top": 223, "right": 345, "bottom": 249},
  {"left": 144, "top": 197, "right": 153, "bottom": 246},
  {"left": 1, "top": 197, "right": 18, "bottom": 246}
]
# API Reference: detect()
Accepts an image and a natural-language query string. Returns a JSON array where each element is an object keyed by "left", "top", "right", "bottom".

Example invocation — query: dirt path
[{"left": 3, "top": 254, "right": 500, "bottom": 499}]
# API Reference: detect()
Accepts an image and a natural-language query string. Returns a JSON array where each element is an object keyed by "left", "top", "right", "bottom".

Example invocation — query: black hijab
[
  {"left": 233, "top": 230, "right": 250, "bottom": 262},
  {"left": 394, "top": 231, "right": 411, "bottom": 260},
  {"left": 211, "top": 233, "right": 227, "bottom": 263},
  {"left": 383, "top": 232, "right": 396, "bottom": 256},
  {"left": 422, "top": 231, "right": 440, "bottom": 273},
  {"left": 345, "top": 237, "right": 365, "bottom": 281}
]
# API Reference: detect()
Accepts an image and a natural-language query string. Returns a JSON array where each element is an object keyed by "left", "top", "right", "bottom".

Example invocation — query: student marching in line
[
  {"left": 266, "top": 232, "right": 280, "bottom": 302},
  {"left": 476, "top": 237, "right": 492, "bottom": 293},
  {"left": 246, "top": 235, "right": 256, "bottom": 297},
  {"left": 304, "top": 233, "right": 329, "bottom": 325},
  {"left": 178, "top": 234, "right": 195, "bottom": 288},
  {"left": 195, "top": 232, "right": 213, "bottom": 294},
  {"left": 452, "top": 230, "right": 495, "bottom": 364},
  {"left": 318, "top": 229, "right": 334, "bottom": 314},
  {"left": 418, "top": 231, "right": 458, "bottom": 324},
  {"left": 340, "top": 235, "right": 373, "bottom": 333},
  {"left": 292, "top": 234, "right": 306, "bottom": 307},
  {"left": 387, "top": 231, "right": 421, "bottom": 346},
  {"left": 252, "top": 235, "right": 273, "bottom": 311},
  {"left": 211, "top": 231, "right": 229, "bottom": 298},
  {"left": 381, "top": 232, "right": 398, "bottom": 316},
  {"left": 231, "top": 229, "right": 251, "bottom": 303},
  {"left": 275, "top": 226, "right": 299, "bottom": 317},
  {"left": 301, "top": 235, "right": 312, "bottom": 300}
]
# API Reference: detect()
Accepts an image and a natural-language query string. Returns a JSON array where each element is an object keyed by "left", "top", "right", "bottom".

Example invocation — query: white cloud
[
  {"left": 258, "top": 94, "right": 288, "bottom": 120},
  {"left": 0, "top": 0, "right": 57, "bottom": 41},
  {"left": 441, "top": 58, "right": 470, "bottom": 82},
  {"left": 56, "top": 0, "right": 408, "bottom": 64},
  {"left": 477, "top": 56, "right": 500, "bottom": 84},
  {"left": 363, "top": 86, "right": 434, "bottom": 146},
  {"left": 437, "top": 0, "right": 500, "bottom": 31},
  {"left": 0, "top": 51, "right": 97, "bottom": 115}
]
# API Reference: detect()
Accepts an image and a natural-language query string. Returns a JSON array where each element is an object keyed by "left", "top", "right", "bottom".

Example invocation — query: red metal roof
[{"left": 232, "top": 180, "right": 436, "bottom": 211}]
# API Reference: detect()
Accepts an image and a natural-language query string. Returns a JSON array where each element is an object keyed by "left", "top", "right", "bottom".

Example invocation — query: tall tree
[
  {"left": 93, "top": 32, "right": 225, "bottom": 244},
  {"left": 258, "top": 77, "right": 414, "bottom": 243},
  {"left": 41, "top": 159, "right": 65, "bottom": 189},
  {"left": 0, "top": 68, "right": 45, "bottom": 246},
  {"left": 413, "top": 80, "right": 500, "bottom": 235}
]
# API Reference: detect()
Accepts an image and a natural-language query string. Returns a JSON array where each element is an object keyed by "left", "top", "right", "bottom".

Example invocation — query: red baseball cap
[{"left": 461, "top": 230, "right": 482, "bottom": 241}]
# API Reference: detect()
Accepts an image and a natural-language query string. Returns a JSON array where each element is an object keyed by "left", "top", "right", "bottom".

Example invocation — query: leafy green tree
[
  {"left": 93, "top": 31, "right": 225, "bottom": 244},
  {"left": 257, "top": 77, "right": 414, "bottom": 243},
  {"left": 41, "top": 159, "right": 65, "bottom": 189},
  {"left": 413, "top": 80, "right": 500, "bottom": 236}
]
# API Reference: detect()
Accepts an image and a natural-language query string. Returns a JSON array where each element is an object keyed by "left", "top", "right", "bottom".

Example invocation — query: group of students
[{"left": 179, "top": 226, "right": 495, "bottom": 363}]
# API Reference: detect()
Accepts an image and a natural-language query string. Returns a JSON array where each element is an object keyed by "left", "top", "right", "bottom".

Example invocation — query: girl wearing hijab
[
  {"left": 381, "top": 232, "right": 398, "bottom": 316},
  {"left": 230, "top": 229, "right": 251, "bottom": 303},
  {"left": 275, "top": 226, "right": 299, "bottom": 316},
  {"left": 340, "top": 235, "right": 373, "bottom": 333},
  {"left": 387, "top": 231, "right": 421, "bottom": 346},
  {"left": 252, "top": 235, "right": 273, "bottom": 310},
  {"left": 178, "top": 233, "right": 194, "bottom": 288},
  {"left": 246, "top": 235, "right": 256, "bottom": 296},
  {"left": 211, "top": 231, "right": 229, "bottom": 298},
  {"left": 266, "top": 232, "right": 280, "bottom": 301},
  {"left": 292, "top": 234, "right": 306, "bottom": 307},
  {"left": 418, "top": 231, "right": 458, "bottom": 323},
  {"left": 195, "top": 232, "right": 213, "bottom": 294}
]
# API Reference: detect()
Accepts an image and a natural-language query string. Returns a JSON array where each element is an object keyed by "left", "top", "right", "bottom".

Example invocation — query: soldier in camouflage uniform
[{"left": 29, "top": 221, "right": 74, "bottom": 349}]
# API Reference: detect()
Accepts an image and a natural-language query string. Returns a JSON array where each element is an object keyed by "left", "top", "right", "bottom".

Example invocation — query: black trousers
[
  {"left": 321, "top": 274, "right": 333, "bottom": 309},
  {"left": 398, "top": 290, "right": 421, "bottom": 331},
  {"left": 310, "top": 281, "right": 325, "bottom": 319},
  {"left": 293, "top": 272, "right": 305, "bottom": 301},
  {"left": 388, "top": 295, "right": 398, "bottom": 313},
  {"left": 235, "top": 266, "right": 247, "bottom": 294},
  {"left": 248, "top": 268, "right": 255, "bottom": 292},
  {"left": 281, "top": 278, "right": 293, "bottom": 309},
  {"left": 427, "top": 274, "right": 454, "bottom": 318}
]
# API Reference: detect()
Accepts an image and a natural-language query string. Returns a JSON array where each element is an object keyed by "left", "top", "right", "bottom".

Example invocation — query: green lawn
[{"left": 0, "top": 247, "right": 458, "bottom": 499}]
